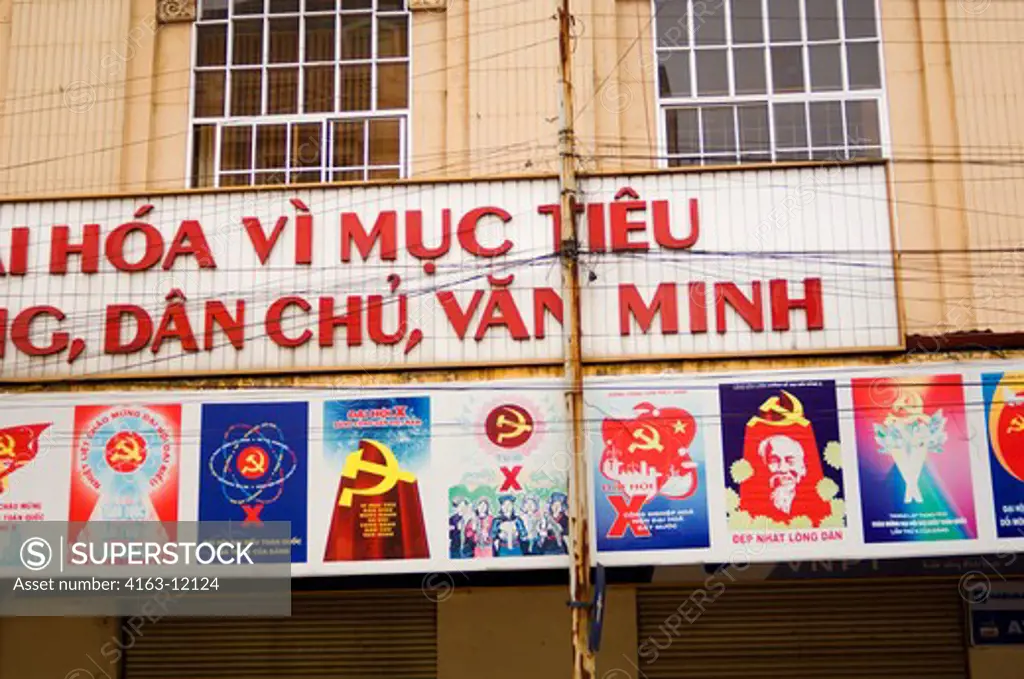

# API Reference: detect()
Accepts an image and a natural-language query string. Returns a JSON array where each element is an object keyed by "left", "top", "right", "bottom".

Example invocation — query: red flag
[{"left": 0, "top": 423, "right": 50, "bottom": 493}]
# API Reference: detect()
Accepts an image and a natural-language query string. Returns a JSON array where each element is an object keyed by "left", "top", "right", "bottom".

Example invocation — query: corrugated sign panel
[{"left": 0, "top": 165, "right": 898, "bottom": 380}]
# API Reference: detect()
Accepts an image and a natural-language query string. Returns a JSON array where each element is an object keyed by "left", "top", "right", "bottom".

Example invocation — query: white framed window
[
  {"left": 655, "top": 0, "right": 886, "bottom": 166},
  {"left": 190, "top": 0, "right": 410, "bottom": 188}
]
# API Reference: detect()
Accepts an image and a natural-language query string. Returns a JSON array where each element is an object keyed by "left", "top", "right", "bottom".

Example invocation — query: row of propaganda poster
[{"left": 1, "top": 362, "right": 1024, "bottom": 574}]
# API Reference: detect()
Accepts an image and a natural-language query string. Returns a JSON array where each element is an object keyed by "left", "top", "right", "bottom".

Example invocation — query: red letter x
[
  {"left": 242, "top": 504, "right": 264, "bottom": 524},
  {"left": 499, "top": 465, "right": 523, "bottom": 491},
  {"left": 607, "top": 495, "right": 651, "bottom": 538}
]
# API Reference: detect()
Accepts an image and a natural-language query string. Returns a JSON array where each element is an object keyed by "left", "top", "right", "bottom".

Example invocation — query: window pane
[
  {"left": 811, "top": 148, "right": 844, "bottom": 161},
  {"left": 738, "top": 104, "right": 770, "bottom": 152},
  {"left": 658, "top": 50, "right": 691, "bottom": 97},
  {"left": 221, "top": 126, "right": 253, "bottom": 171},
  {"left": 269, "top": 18, "right": 299, "bottom": 63},
  {"left": 270, "top": 0, "right": 300, "bottom": 11},
  {"left": 666, "top": 108, "right": 699, "bottom": 155},
  {"left": 201, "top": 0, "right": 228, "bottom": 20},
  {"left": 254, "top": 172, "right": 288, "bottom": 186},
  {"left": 809, "top": 100, "right": 844, "bottom": 147},
  {"left": 231, "top": 69, "right": 262, "bottom": 115},
  {"left": 733, "top": 47, "right": 766, "bottom": 94},
  {"left": 340, "top": 0, "right": 372, "bottom": 9},
  {"left": 378, "top": 0, "right": 405, "bottom": 10},
  {"left": 341, "top": 15, "right": 372, "bottom": 60},
  {"left": 846, "top": 99, "right": 880, "bottom": 146},
  {"left": 378, "top": 16, "right": 408, "bottom": 57},
  {"left": 369, "top": 168, "right": 401, "bottom": 180},
  {"left": 771, "top": 45, "right": 804, "bottom": 92},
  {"left": 194, "top": 70, "right": 226, "bottom": 117},
  {"left": 844, "top": 0, "right": 877, "bottom": 38},
  {"left": 849, "top": 146, "right": 882, "bottom": 159},
  {"left": 369, "top": 119, "right": 401, "bottom": 165},
  {"left": 294, "top": 170, "right": 325, "bottom": 184},
  {"left": 702, "top": 106, "right": 736, "bottom": 154},
  {"left": 197, "top": 24, "right": 227, "bottom": 67},
  {"left": 731, "top": 0, "right": 764, "bottom": 44},
  {"left": 777, "top": 150, "right": 809, "bottom": 161},
  {"left": 267, "top": 68, "right": 298, "bottom": 114},
  {"left": 334, "top": 120, "right": 365, "bottom": 167},
  {"left": 256, "top": 124, "right": 288, "bottom": 169},
  {"left": 377, "top": 62, "right": 408, "bottom": 109},
  {"left": 669, "top": 157, "right": 701, "bottom": 167},
  {"left": 769, "top": 0, "right": 801, "bottom": 42},
  {"left": 232, "top": 20, "right": 263, "bottom": 65},
  {"left": 847, "top": 43, "right": 880, "bottom": 89},
  {"left": 773, "top": 102, "right": 807, "bottom": 148},
  {"left": 333, "top": 170, "right": 364, "bottom": 182},
  {"left": 304, "top": 65, "right": 335, "bottom": 112},
  {"left": 192, "top": 124, "right": 216, "bottom": 188},
  {"left": 292, "top": 122, "right": 323, "bottom": 168},
  {"left": 806, "top": 0, "right": 839, "bottom": 40},
  {"left": 739, "top": 152, "right": 771, "bottom": 164},
  {"left": 233, "top": 0, "right": 263, "bottom": 15},
  {"left": 308, "top": 0, "right": 337, "bottom": 10},
  {"left": 696, "top": 49, "right": 729, "bottom": 96},
  {"left": 655, "top": 0, "right": 689, "bottom": 48},
  {"left": 306, "top": 16, "right": 336, "bottom": 61},
  {"left": 220, "top": 173, "right": 252, "bottom": 187},
  {"left": 809, "top": 44, "right": 842, "bottom": 91},
  {"left": 694, "top": 1, "right": 727, "bottom": 46},
  {"left": 340, "top": 64, "right": 372, "bottom": 110}
]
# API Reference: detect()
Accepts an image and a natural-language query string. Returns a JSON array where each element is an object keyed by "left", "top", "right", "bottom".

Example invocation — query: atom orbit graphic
[{"left": 209, "top": 422, "right": 297, "bottom": 507}]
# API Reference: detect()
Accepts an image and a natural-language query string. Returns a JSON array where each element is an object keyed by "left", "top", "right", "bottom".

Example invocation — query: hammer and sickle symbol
[
  {"left": 0, "top": 434, "right": 15, "bottom": 459},
  {"left": 755, "top": 390, "right": 810, "bottom": 427},
  {"left": 1008, "top": 414, "right": 1024, "bottom": 435},
  {"left": 628, "top": 424, "right": 663, "bottom": 453},
  {"left": 496, "top": 407, "right": 533, "bottom": 443},
  {"left": 339, "top": 440, "right": 417, "bottom": 508},
  {"left": 241, "top": 450, "right": 268, "bottom": 476},
  {"left": 111, "top": 437, "right": 142, "bottom": 463}
]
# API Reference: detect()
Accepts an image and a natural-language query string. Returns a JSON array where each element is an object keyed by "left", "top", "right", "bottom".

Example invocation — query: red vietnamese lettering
[
  {"left": 151, "top": 302, "right": 199, "bottom": 354},
  {"left": 457, "top": 207, "right": 512, "bottom": 257},
  {"left": 533, "top": 288, "right": 563, "bottom": 340},
  {"left": 205, "top": 300, "right": 245, "bottom": 350},
  {"left": 5, "top": 228, "right": 29, "bottom": 276},
  {"left": 406, "top": 209, "right": 452, "bottom": 260},
  {"left": 609, "top": 201, "right": 649, "bottom": 252},
  {"left": 715, "top": 282, "right": 764, "bottom": 333},
  {"left": 296, "top": 213, "right": 313, "bottom": 265},
  {"left": 50, "top": 225, "right": 100, "bottom": 274},
  {"left": 688, "top": 281, "right": 709, "bottom": 334},
  {"left": 104, "top": 305, "right": 153, "bottom": 354},
  {"left": 437, "top": 290, "right": 484, "bottom": 340},
  {"left": 318, "top": 296, "right": 363, "bottom": 347},
  {"left": 653, "top": 198, "right": 699, "bottom": 249},
  {"left": 0, "top": 309, "right": 6, "bottom": 358},
  {"left": 163, "top": 220, "right": 216, "bottom": 270},
  {"left": 770, "top": 278, "right": 824, "bottom": 331},
  {"left": 341, "top": 211, "right": 397, "bottom": 262},
  {"left": 368, "top": 295, "right": 406, "bottom": 345},
  {"left": 619, "top": 283, "right": 678, "bottom": 335},
  {"left": 607, "top": 495, "right": 650, "bottom": 538},
  {"left": 475, "top": 289, "right": 529, "bottom": 341},
  {"left": 242, "top": 216, "right": 288, "bottom": 265},
  {"left": 12, "top": 306, "right": 69, "bottom": 357},
  {"left": 538, "top": 204, "right": 561, "bottom": 254},
  {"left": 585, "top": 203, "right": 607, "bottom": 252},
  {"left": 266, "top": 296, "right": 312, "bottom": 348},
  {"left": 106, "top": 222, "right": 163, "bottom": 272}
]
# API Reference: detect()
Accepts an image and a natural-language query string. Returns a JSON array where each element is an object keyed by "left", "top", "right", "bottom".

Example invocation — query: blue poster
[
  {"left": 198, "top": 402, "right": 309, "bottom": 563},
  {"left": 589, "top": 388, "right": 710, "bottom": 552},
  {"left": 983, "top": 372, "right": 1024, "bottom": 538}
]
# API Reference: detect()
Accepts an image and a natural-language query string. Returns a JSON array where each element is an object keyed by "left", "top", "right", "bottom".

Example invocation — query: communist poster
[
  {"left": 720, "top": 381, "right": 846, "bottom": 549},
  {"left": 198, "top": 401, "right": 309, "bottom": 563},
  {"left": 983, "top": 372, "right": 1024, "bottom": 538},
  {"left": 321, "top": 397, "right": 431, "bottom": 561},
  {"left": 0, "top": 412, "right": 61, "bottom": 522},
  {"left": 68, "top": 404, "right": 181, "bottom": 543},
  {"left": 852, "top": 374, "right": 977, "bottom": 543},
  {"left": 445, "top": 391, "right": 569, "bottom": 560},
  {"left": 589, "top": 388, "right": 710, "bottom": 552}
]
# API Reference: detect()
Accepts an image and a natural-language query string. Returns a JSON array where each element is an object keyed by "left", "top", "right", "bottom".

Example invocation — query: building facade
[{"left": 1, "top": 0, "right": 1024, "bottom": 677}]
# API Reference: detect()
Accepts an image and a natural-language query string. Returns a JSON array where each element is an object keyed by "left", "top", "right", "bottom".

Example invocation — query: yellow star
[{"left": 673, "top": 420, "right": 687, "bottom": 434}]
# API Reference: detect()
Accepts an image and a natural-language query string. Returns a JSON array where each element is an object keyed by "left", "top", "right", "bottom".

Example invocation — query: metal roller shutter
[
  {"left": 637, "top": 580, "right": 968, "bottom": 679},
  {"left": 124, "top": 591, "right": 437, "bottom": 679}
]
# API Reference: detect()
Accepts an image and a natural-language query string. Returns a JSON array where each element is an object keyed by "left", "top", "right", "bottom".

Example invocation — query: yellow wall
[{"left": 0, "top": 617, "right": 121, "bottom": 679}]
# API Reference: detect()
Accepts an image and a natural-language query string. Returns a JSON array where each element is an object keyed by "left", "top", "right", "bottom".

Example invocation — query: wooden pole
[{"left": 556, "top": 2, "right": 595, "bottom": 678}]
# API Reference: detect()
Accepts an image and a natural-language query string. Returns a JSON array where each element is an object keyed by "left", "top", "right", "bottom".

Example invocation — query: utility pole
[{"left": 556, "top": 0, "right": 595, "bottom": 678}]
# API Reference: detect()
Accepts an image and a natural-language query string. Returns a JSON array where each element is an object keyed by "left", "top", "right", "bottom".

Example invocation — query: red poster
[{"left": 69, "top": 405, "right": 181, "bottom": 541}]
